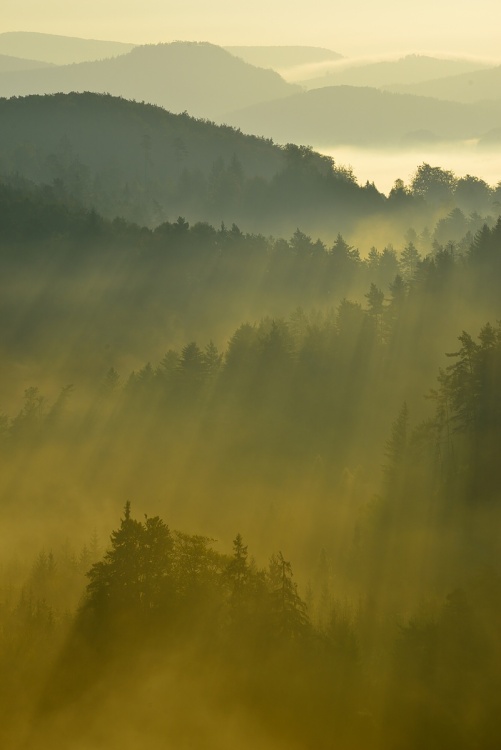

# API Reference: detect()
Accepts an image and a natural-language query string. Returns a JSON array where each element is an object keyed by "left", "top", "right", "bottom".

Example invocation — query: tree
[
  {"left": 410, "top": 163, "right": 456, "bottom": 205},
  {"left": 202, "top": 340, "right": 223, "bottom": 379},
  {"left": 290, "top": 228, "right": 314, "bottom": 256},
  {"left": 141, "top": 515, "right": 173, "bottom": 608},
  {"left": 388, "top": 177, "right": 411, "bottom": 205},
  {"left": 366, "top": 246, "right": 380, "bottom": 275},
  {"left": 268, "top": 552, "right": 309, "bottom": 640},
  {"left": 383, "top": 403, "right": 409, "bottom": 495},
  {"left": 386, "top": 274, "right": 407, "bottom": 338},
  {"left": 454, "top": 174, "right": 492, "bottom": 214},
  {"left": 365, "top": 283, "right": 385, "bottom": 341},
  {"left": 399, "top": 242, "right": 421, "bottom": 281},
  {"left": 86, "top": 502, "right": 144, "bottom": 612},
  {"left": 85, "top": 503, "right": 172, "bottom": 616},
  {"left": 102, "top": 367, "right": 120, "bottom": 394},
  {"left": 177, "top": 342, "right": 206, "bottom": 392},
  {"left": 225, "top": 534, "right": 250, "bottom": 612},
  {"left": 445, "top": 331, "right": 481, "bottom": 436}
]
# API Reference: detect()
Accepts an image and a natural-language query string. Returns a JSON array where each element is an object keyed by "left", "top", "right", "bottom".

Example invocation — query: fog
[
  {"left": 317, "top": 143, "right": 501, "bottom": 194},
  {"left": 278, "top": 52, "right": 496, "bottom": 85},
  {"left": 2, "top": 164, "right": 501, "bottom": 746},
  {"left": 1, "top": 25, "right": 501, "bottom": 750},
  {"left": 3, "top": 0, "right": 501, "bottom": 59}
]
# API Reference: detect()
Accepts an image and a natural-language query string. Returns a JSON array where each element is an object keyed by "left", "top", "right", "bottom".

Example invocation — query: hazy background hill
[
  {"left": 0, "top": 54, "right": 56, "bottom": 73},
  {"left": 224, "top": 45, "right": 343, "bottom": 71},
  {"left": 0, "top": 31, "right": 135, "bottom": 65},
  {"left": 386, "top": 64, "right": 501, "bottom": 103},
  {"left": 0, "top": 42, "right": 298, "bottom": 119},
  {"left": 301, "top": 54, "right": 490, "bottom": 90},
  {"left": 221, "top": 86, "right": 501, "bottom": 147}
]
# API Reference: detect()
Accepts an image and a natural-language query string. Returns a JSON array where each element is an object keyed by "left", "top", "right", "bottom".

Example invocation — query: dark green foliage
[
  {"left": 268, "top": 552, "right": 309, "bottom": 640},
  {"left": 427, "top": 323, "right": 501, "bottom": 501},
  {"left": 86, "top": 503, "right": 173, "bottom": 616}
]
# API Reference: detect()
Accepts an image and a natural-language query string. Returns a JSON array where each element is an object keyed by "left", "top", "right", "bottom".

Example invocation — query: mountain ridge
[
  {"left": 303, "top": 54, "right": 491, "bottom": 90},
  {"left": 0, "top": 31, "right": 135, "bottom": 65},
  {"left": 220, "top": 85, "right": 501, "bottom": 146},
  {"left": 0, "top": 41, "right": 298, "bottom": 119},
  {"left": 385, "top": 64, "right": 501, "bottom": 103}
]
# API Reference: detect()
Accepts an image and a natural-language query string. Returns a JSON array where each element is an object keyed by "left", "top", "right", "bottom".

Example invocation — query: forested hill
[
  {"left": 0, "top": 92, "right": 283, "bottom": 178},
  {"left": 0, "top": 41, "right": 298, "bottom": 119},
  {"left": 2, "top": 92, "right": 500, "bottom": 239},
  {"left": 0, "top": 92, "right": 384, "bottom": 232}
]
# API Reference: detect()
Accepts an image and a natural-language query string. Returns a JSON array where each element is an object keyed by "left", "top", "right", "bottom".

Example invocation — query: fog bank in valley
[{"left": 317, "top": 143, "right": 501, "bottom": 195}]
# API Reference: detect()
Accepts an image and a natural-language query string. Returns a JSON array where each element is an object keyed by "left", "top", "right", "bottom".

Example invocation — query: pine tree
[
  {"left": 226, "top": 533, "right": 249, "bottom": 610},
  {"left": 268, "top": 552, "right": 309, "bottom": 640},
  {"left": 383, "top": 403, "right": 409, "bottom": 495}
]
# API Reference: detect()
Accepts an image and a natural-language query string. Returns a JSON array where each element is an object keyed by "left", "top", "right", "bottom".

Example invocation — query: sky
[{"left": 3, "top": 0, "right": 501, "bottom": 58}]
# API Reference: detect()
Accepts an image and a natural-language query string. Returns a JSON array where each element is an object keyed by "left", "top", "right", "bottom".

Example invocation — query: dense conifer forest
[{"left": 1, "top": 89, "right": 501, "bottom": 749}]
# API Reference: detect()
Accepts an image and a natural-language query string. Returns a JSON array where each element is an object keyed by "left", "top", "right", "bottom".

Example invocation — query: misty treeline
[
  {"left": 0, "top": 177, "right": 498, "bottom": 389},
  {"left": 2, "top": 478, "right": 501, "bottom": 749},
  {"left": 1, "top": 116, "right": 501, "bottom": 744},
  {"left": 1, "top": 213, "right": 501, "bottom": 746},
  {"left": 0, "top": 93, "right": 499, "bottom": 234}
]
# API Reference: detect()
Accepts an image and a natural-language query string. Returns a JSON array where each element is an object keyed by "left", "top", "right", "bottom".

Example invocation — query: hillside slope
[
  {"left": 225, "top": 45, "right": 343, "bottom": 71},
  {"left": 0, "top": 54, "right": 55, "bottom": 72},
  {"left": 221, "top": 85, "right": 501, "bottom": 146},
  {"left": 0, "top": 42, "right": 298, "bottom": 119},
  {"left": 0, "top": 92, "right": 382, "bottom": 233},
  {"left": 386, "top": 64, "right": 501, "bottom": 103}
]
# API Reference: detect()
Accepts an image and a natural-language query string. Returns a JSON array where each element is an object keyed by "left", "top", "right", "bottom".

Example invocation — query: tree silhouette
[{"left": 268, "top": 552, "right": 309, "bottom": 640}]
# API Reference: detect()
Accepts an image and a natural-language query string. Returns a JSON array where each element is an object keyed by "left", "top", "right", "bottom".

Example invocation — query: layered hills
[
  {"left": 0, "top": 42, "right": 298, "bottom": 119},
  {"left": 303, "top": 54, "right": 490, "bottom": 90},
  {"left": 0, "top": 31, "right": 135, "bottom": 65},
  {"left": 0, "top": 92, "right": 383, "bottom": 233},
  {"left": 0, "top": 54, "right": 55, "bottom": 73},
  {"left": 221, "top": 85, "right": 501, "bottom": 147},
  {"left": 224, "top": 45, "right": 343, "bottom": 71},
  {"left": 386, "top": 64, "right": 501, "bottom": 104}
]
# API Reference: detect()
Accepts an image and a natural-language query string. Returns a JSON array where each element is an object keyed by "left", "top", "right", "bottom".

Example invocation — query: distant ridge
[
  {"left": 385, "top": 64, "right": 501, "bottom": 104},
  {"left": 221, "top": 85, "right": 501, "bottom": 147},
  {"left": 0, "top": 42, "right": 298, "bottom": 119},
  {"left": 303, "top": 54, "right": 490, "bottom": 90},
  {"left": 225, "top": 45, "right": 343, "bottom": 71},
  {"left": 0, "top": 54, "right": 55, "bottom": 73},
  {"left": 0, "top": 31, "right": 135, "bottom": 65}
]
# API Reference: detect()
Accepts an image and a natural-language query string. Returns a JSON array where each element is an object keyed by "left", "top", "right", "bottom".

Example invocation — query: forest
[
  {"left": 0, "top": 93, "right": 499, "bottom": 234},
  {"left": 1, "top": 88, "right": 501, "bottom": 749}
]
